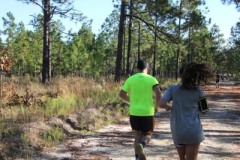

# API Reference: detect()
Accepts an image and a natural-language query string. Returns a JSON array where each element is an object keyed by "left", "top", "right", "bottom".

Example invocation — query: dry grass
[{"left": 0, "top": 76, "right": 127, "bottom": 158}]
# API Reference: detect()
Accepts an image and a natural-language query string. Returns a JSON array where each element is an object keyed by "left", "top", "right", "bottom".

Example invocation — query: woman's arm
[{"left": 159, "top": 99, "right": 171, "bottom": 111}]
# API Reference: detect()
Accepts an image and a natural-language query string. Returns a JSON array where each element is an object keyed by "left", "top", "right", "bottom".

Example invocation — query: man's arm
[
  {"left": 119, "top": 90, "right": 130, "bottom": 103},
  {"left": 153, "top": 85, "right": 161, "bottom": 112}
]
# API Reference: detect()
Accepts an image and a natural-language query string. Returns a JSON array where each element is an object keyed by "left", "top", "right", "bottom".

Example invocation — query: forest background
[
  {"left": 0, "top": 0, "right": 239, "bottom": 159},
  {"left": 0, "top": 0, "right": 239, "bottom": 81}
]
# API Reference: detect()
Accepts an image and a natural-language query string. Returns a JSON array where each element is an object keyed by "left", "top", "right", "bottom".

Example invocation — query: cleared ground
[{"left": 39, "top": 82, "right": 240, "bottom": 160}]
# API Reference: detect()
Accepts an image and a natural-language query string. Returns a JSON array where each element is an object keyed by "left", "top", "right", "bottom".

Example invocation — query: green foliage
[
  {"left": 221, "top": 0, "right": 240, "bottom": 11},
  {"left": 0, "top": 118, "right": 4, "bottom": 129},
  {"left": 44, "top": 95, "right": 78, "bottom": 117},
  {"left": 159, "top": 78, "right": 180, "bottom": 89},
  {"left": 0, "top": 1, "right": 239, "bottom": 79},
  {"left": 42, "top": 127, "right": 65, "bottom": 146},
  {"left": 0, "top": 77, "right": 130, "bottom": 158},
  {"left": 1, "top": 127, "right": 33, "bottom": 158}
]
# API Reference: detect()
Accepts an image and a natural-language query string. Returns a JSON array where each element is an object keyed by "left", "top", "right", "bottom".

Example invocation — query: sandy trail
[{"left": 39, "top": 83, "right": 240, "bottom": 160}]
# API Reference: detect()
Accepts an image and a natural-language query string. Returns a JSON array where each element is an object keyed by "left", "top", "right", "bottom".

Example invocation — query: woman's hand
[{"left": 159, "top": 100, "right": 171, "bottom": 111}]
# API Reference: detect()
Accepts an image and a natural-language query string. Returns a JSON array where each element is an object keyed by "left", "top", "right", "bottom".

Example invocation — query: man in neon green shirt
[{"left": 119, "top": 60, "right": 161, "bottom": 160}]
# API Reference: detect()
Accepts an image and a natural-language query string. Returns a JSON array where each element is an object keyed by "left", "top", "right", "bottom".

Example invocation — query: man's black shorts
[{"left": 130, "top": 115, "right": 155, "bottom": 134}]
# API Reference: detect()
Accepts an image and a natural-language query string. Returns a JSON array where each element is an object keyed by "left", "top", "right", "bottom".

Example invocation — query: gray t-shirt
[{"left": 161, "top": 84, "right": 205, "bottom": 144}]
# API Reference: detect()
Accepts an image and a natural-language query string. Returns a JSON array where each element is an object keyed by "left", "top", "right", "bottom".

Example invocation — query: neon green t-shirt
[{"left": 122, "top": 73, "right": 159, "bottom": 116}]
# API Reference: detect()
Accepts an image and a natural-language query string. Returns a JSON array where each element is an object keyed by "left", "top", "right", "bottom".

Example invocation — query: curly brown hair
[{"left": 179, "top": 62, "right": 213, "bottom": 89}]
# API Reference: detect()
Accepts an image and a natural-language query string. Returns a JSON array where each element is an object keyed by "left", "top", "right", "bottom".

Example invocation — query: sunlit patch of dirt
[{"left": 37, "top": 82, "right": 240, "bottom": 160}]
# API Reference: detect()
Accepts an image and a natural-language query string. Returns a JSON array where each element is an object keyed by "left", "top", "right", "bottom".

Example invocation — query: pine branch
[{"left": 130, "top": 15, "right": 177, "bottom": 44}]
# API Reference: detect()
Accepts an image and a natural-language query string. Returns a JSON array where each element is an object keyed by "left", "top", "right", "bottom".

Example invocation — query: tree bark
[
  {"left": 175, "top": 0, "right": 183, "bottom": 80},
  {"left": 122, "top": 26, "right": 126, "bottom": 75},
  {"left": 152, "top": 16, "right": 157, "bottom": 76},
  {"left": 114, "top": 0, "right": 127, "bottom": 82},
  {"left": 137, "top": 21, "right": 141, "bottom": 62},
  {"left": 42, "top": 0, "right": 51, "bottom": 83},
  {"left": 126, "top": 0, "right": 133, "bottom": 76}
]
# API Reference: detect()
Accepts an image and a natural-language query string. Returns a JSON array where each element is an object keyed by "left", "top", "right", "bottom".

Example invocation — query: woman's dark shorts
[{"left": 130, "top": 115, "right": 155, "bottom": 134}]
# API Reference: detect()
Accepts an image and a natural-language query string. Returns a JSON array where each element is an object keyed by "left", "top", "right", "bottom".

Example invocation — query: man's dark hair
[{"left": 137, "top": 60, "right": 148, "bottom": 71}]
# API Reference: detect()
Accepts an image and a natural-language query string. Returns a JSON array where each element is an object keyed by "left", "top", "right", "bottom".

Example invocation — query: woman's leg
[
  {"left": 175, "top": 145, "right": 186, "bottom": 160},
  {"left": 185, "top": 143, "right": 200, "bottom": 160}
]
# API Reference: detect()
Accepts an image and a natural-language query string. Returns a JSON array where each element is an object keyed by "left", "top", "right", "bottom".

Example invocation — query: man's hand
[
  {"left": 155, "top": 106, "right": 159, "bottom": 112},
  {"left": 153, "top": 85, "right": 161, "bottom": 113},
  {"left": 119, "top": 90, "right": 130, "bottom": 102}
]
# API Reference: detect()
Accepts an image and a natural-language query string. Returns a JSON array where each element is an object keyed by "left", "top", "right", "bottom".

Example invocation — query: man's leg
[
  {"left": 141, "top": 132, "right": 152, "bottom": 146},
  {"left": 130, "top": 116, "right": 144, "bottom": 160},
  {"left": 130, "top": 116, "right": 153, "bottom": 160},
  {"left": 134, "top": 131, "right": 143, "bottom": 159},
  {"left": 140, "top": 116, "right": 155, "bottom": 146},
  {"left": 135, "top": 132, "right": 146, "bottom": 160},
  {"left": 135, "top": 119, "right": 154, "bottom": 160}
]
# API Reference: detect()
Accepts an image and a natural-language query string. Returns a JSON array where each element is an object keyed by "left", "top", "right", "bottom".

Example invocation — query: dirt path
[{"left": 38, "top": 82, "right": 240, "bottom": 160}]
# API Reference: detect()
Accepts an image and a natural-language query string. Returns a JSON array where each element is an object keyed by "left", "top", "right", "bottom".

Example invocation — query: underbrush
[
  {"left": 158, "top": 78, "right": 180, "bottom": 89},
  {"left": 41, "top": 126, "right": 66, "bottom": 147},
  {"left": 0, "top": 76, "right": 128, "bottom": 159}
]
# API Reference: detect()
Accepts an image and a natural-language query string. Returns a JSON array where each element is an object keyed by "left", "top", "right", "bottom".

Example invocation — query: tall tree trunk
[
  {"left": 122, "top": 26, "right": 126, "bottom": 75},
  {"left": 175, "top": 0, "right": 183, "bottom": 80},
  {"left": 137, "top": 21, "right": 141, "bottom": 62},
  {"left": 42, "top": 0, "right": 51, "bottom": 83},
  {"left": 126, "top": 0, "right": 133, "bottom": 76},
  {"left": 48, "top": 23, "right": 51, "bottom": 81},
  {"left": 152, "top": 16, "right": 157, "bottom": 76},
  {"left": 187, "top": 27, "right": 192, "bottom": 62},
  {"left": 114, "top": 0, "right": 127, "bottom": 82}
]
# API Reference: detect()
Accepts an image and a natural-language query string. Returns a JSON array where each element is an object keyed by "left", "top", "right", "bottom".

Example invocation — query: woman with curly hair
[{"left": 159, "top": 62, "right": 213, "bottom": 160}]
